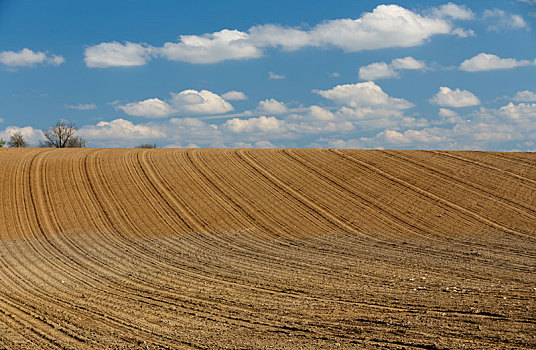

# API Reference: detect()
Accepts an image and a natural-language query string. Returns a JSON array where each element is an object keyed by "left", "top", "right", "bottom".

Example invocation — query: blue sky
[{"left": 1, "top": 0, "right": 535, "bottom": 149}]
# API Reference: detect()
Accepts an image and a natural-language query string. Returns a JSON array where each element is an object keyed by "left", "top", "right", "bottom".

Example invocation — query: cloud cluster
[
  {"left": 513, "top": 90, "right": 536, "bottom": 102},
  {"left": 84, "top": 42, "right": 153, "bottom": 68},
  {"left": 118, "top": 90, "right": 233, "bottom": 118},
  {"left": 359, "top": 56, "right": 426, "bottom": 80},
  {"left": 84, "top": 4, "right": 472, "bottom": 67},
  {"left": 460, "top": 53, "right": 532, "bottom": 72},
  {"left": 313, "top": 81, "right": 414, "bottom": 109},
  {"left": 0, "top": 48, "right": 64, "bottom": 68},
  {"left": 430, "top": 87, "right": 480, "bottom": 107}
]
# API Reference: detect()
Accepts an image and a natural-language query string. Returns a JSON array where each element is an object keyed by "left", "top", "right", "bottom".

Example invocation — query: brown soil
[{"left": 0, "top": 148, "right": 535, "bottom": 349}]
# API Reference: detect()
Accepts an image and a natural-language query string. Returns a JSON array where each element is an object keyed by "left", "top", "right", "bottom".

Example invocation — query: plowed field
[{"left": 0, "top": 148, "right": 535, "bottom": 349}]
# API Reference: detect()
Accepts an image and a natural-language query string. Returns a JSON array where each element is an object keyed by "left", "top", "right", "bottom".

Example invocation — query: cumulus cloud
[
  {"left": 459, "top": 53, "right": 532, "bottom": 72},
  {"left": 248, "top": 24, "right": 312, "bottom": 51},
  {"left": 0, "top": 48, "right": 64, "bottom": 68},
  {"left": 257, "top": 98, "right": 287, "bottom": 114},
  {"left": 309, "top": 5, "right": 453, "bottom": 51},
  {"left": 483, "top": 9, "right": 527, "bottom": 32},
  {"left": 64, "top": 103, "right": 97, "bottom": 110},
  {"left": 431, "top": 3, "right": 474, "bottom": 20},
  {"left": 160, "top": 29, "right": 262, "bottom": 64},
  {"left": 359, "top": 62, "right": 398, "bottom": 81},
  {"left": 118, "top": 89, "right": 233, "bottom": 118},
  {"left": 307, "top": 106, "right": 335, "bottom": 121},
  {"left": 313, "top": 81, "right": 414, "bottom": 109},
  {"left": 359, "top": 56, "right": 426, "bottom": 80},
  {"left": 512, "top": 90, "right": 536, "bottom": 102},
  {"left": 80, "top": 118, "right": 166, "bottom": 141},
  {"left": 499, "top": 102, "right": 536, "bottom": 120},
  {"left": 430, "top": 87, "right": 480, "bottom": 107},
  {"left": 170, "top": 89, "right": 233, "bottom": 115},
  {"left": 376, "top": 129, "right": 446, "bottom": 145},
  {"left": 222, "top": 90, "right": 248, "bottom": 101},
  {"left": 118, "top": 98, "right": 174, "bottom": 118},
  {"left": 88, "top": 4, "right": 472, "bottom": 66},
  {"left": 84, "top": 42, "right": 154, "bottom": 68},
  {"left": 224, "top": 116, "right": 287, "bottom": 133},
  {"left": 391, "top": 57, "right": 427, "bottom": 70}
]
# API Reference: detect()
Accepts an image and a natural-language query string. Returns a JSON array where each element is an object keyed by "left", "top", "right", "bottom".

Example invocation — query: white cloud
[
  {"left": 222, "top": 90, "right": 248, "bottom": 101},
  {"left": 359, "top": 57, "right": 426, "bottom": 81},
  {"left": 313, "top": 81, "right": 414, "bottom": 109},
  {"left": 359, "top": 62, "right": 398, "bottom": 80},
  {"left": 499, "top": 102, "right": 536, "bottom": 120},
  {"left": 118, "top": 90, "right": 233, "bottom": 118},
  {"left": 160, "top": 29, "right": 262, "bottom": 64},
  {"left": 80, "top": 119, "right": 166, "bottom": 142},
  {"left": 483, "top": 9, "right": 527, "bottom": 32},
  {"left": 460, "top": 53, "right": 532, "bottom": 72},
  {"left": 438, "top": 108, "right": 458, "bottom": 118},
  {"left": 431, "top": 3, "right": 474, "bottom": 20},
  {"left": 513, "top": 90, "right": 536, "bottom": 102},
  {"left": 64, "top": 103, "right": 97, "bottom": 110},
  {"left": 248, "top": 24, "right": 311, "bottom": 51},
  {"left": 224, "top": 116, "right": 287, "bottom": 133},
  {"left": 391, "top": 57, "right": 426, "bottom": 70},
  {"left": 0, "top": 48, "right": 64, "bottom": 68},
  {"left": 309, "top": 5, "right": 452, "bottom": 52},
  {"left": 118, "top": 98, "right": 174, "bottom": 118},
  {"left": 430, "top": 87, "right": 480, "bottom": 107},
  {"left": 170, "top": 89, "right": 233, "bottom": 115},
  {"left": 307, "top": 106, "right": 335, "bottom": 121},
  {"left": 257, "top": 98, "right": 287, "bottom": 114},
  {"left": 450, "top": 27, "right": 475, "bottom": 38},
  {"left": 378, "top": 129, "right": 446, "bottom": 145},
  {"left": 268, "top": 71, "right": 286, "bottom": 80},
  {"left": 0, "top": 126, "right": 44, "bottom": 145},
  {"left": 84, "top": 42, "right": 154, "bottom": 68}
]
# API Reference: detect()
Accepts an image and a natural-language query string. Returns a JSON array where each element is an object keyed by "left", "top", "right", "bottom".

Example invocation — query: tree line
[{"left": 0, "top": 120, "right": 157, "bottom": 148}]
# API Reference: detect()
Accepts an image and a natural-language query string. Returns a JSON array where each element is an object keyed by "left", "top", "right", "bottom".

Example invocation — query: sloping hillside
[{"left": 0, "top": 149, "right": 535, "bottom": 349}]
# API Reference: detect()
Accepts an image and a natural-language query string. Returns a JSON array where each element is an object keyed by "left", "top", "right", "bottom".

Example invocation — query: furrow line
[
  {"left": 281, "top": 149, "right": 436, "bottom": 239},
  {"left": 432, "top": 151, "right": 536, "bottom": 187},
  {"left": 236, "top": 150, "right": 358, "bottom": 236},
  {"left": 333, "top": 149, "right": 527, "bottom": 237}
]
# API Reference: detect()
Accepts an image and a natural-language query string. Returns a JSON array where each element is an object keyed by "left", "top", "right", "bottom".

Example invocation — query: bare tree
[
  {"left": 40, "top": 120, "right": 86, "bottom": 148},
  {"left": 8, "top": 132, "right": 29, "bottom": 147},
  {"left": 66, "top": 135, "right": 87, "bottom": 148}
]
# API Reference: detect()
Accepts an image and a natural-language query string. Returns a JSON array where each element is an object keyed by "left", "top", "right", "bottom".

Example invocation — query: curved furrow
[
  {"left": 432, "top": 151, "right": 536, "bottom": 188},
  {"left": 293, "top": 149, "right": 482, "bottom": 236},
  {"left": 334, "top": 149, "right": 528, "bottom": 237},
  {"left": 465, "top": 151, "right": 536, "bottom": 177},
  {"left": 194, "top": 149, "right": 331, "bottom": 238},
  {"left": 383, "top": 150, "right": 536, "bottom": 216},
  {"left": 378, "top": 150, "right": 536, "bottom": 235},
  {"left": 276, "top": 149, "right": 441, "bottom": 238},
  {"left": 236, "top": 150, "right": 358, "bottom": 236}
]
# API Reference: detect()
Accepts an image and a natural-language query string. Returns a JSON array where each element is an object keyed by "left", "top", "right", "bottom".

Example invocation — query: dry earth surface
[{"left": 0, "top": 148, "right": 535, "bottom": 349}]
